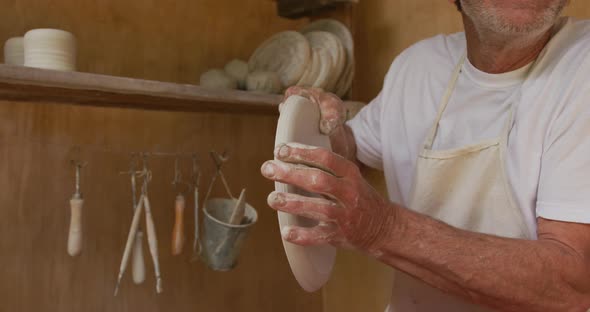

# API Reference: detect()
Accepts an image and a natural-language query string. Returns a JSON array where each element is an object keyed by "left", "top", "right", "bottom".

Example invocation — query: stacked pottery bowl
[
  {"left": 199, "top": 19, "right": 354, "bottom": 98},
  {"left": 3, "top": 37, "right": 24, "bottom": 65},
  {"left": 23, "top": 29, "right": 76, "bottom": 71},
  {"left": 248, "top": 19, "right": 354, "bottom": 98}
]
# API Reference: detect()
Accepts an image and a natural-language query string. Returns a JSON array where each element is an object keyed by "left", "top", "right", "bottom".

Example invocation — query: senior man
[{"left": 261, "top": 0, "right": 590, "bottom": 311}]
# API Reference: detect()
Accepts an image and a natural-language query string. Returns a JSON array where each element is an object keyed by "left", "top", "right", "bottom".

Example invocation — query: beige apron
[{"left": 387, "top": 55, "right": 532, "bottom": 312}]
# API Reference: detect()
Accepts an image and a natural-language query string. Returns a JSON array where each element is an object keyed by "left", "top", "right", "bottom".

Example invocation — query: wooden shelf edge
[
  {"left": 0, "top": 64, "right": 283, "bottom": 115},
  {"left": 0, "top": 64, "right": 365, "bottom": 116}
]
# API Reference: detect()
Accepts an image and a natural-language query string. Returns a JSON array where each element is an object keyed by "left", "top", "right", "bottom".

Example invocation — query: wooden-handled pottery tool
[
  {"left": 114, "top": 194, "right": 145, "bottom": 296},
  {"left": 171, "top": 158, "right": 186, "bottom": 256},
  {"left": 131, "top": 230, "right": 145, "bottom": 284},
  {"left": 140, "top": 155, "right": 163, "bottom": 294},
  {"left": 143, "top": 195, "right": 163, "bottom": 293},
  {"left": 67, "top": 160, "right": 86, "bottom": 257},
  {"left": 172, "top": 194, "right": 185, "bottom": 256},
  {"left": 121, "top": 155, "right": 145, "bottom": 285},
  {"left": 114, "top": 154, "right": 162, "bottom": 295}
]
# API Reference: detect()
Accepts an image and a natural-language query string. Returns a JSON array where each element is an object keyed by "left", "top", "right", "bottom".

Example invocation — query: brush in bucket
[{"left": 199, "top": 151, "right": 257, "bottom": 271}]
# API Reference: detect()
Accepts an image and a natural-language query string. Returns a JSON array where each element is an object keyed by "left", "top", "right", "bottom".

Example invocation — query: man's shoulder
[
  {"left": 526, "top": 18, "right": 590, "bottom": 129},
  {"left": 531, "top": 17, "right": 590, "bottom": 92},
  {"left": 549, "top": 17, "right": 590, "bottom": 62},
  {"left": 568, "top": 17, "right": 590, "bottom": 41}
]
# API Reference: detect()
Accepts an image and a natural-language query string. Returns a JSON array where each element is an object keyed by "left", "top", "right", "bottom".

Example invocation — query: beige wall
[
  {"left": 324, "top": 1, "right": 590, "bottom": 311},
  {"left": 0, "top": 0, "right": 306, "bottom": 84},
  {"left": 0, "top": 1, "right": 323, "bottom": 311}
]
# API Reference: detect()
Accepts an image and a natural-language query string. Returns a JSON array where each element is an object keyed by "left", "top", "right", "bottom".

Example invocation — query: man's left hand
[{"left": 261, "top": 142, "right": 396, "bottom": 254}]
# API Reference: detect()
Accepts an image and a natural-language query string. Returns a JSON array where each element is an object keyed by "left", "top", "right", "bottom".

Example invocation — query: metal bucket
[{"left": 201, "top": 198, "right": 258, "bottom": 271}]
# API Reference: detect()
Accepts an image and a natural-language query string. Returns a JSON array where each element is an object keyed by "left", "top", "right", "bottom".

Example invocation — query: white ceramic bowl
[
  {"left": 24, "top": 29, "right": 76, "bottom": 71},
  {"left": 4, "top": 37, "right": 24, "bottom": 65}
]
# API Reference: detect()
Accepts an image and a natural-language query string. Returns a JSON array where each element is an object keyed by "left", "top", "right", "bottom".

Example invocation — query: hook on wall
[{"left": 171, "top": 156, "right": 191, "bottom": 195}]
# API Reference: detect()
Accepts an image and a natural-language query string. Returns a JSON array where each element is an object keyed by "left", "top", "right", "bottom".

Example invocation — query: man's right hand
[{"left": 281, "top": 86, "right": 359, "bottom": 164}]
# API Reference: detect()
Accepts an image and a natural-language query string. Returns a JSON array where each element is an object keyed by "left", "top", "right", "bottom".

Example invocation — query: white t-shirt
[{"left": 347, "top": 17, "right": 590, "bottom": 237}]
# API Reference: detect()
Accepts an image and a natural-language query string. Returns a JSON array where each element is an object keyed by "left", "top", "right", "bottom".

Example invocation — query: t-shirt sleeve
[
  {"left": 536, "top": 95, "right": 590, "bottom": 224},
  {"left": 344, "top": 46, "right": 414, "bottom": 171},
  {"left": 346, "top": 90, "right": 385, "bottom": 170}
]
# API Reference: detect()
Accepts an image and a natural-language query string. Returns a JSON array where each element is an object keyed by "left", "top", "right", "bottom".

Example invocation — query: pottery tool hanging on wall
[
  {"left": 118, "top": 155, "right": 145, "bottom": 285},
  {"left": 140, "top": 155, "right": 163, "bottom": 294},
  {"left": 114, "top": 193, "right": 145, "bottom": 296},
  {"left": 191, "top": 154, "right": 202, "bottom": 261},
  {"left": 171, "top": 157, "right": 186, "bottom": 256},
  {"left": 67, "top": 159, "right": 86, "bottom": 257},
  {"left": 130, "top": 166, "right": 145, "bottom": 285},
  {"left": 114, "top": 154, "right": 162, "bottom": 295}
]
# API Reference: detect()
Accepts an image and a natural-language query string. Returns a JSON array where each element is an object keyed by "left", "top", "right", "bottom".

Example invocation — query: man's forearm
[{"left": 373, "top": 205, "right": 590, "bottom": 311}]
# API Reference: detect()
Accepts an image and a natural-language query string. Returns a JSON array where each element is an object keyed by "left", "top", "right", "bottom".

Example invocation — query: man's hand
[
  {"left": 282, "top": 86, "right": 347, "bottom": 135},
  {"left": 261, "top": 142, "right": 396, "bottom": 254},
  {"left": 282, "top": 86, "right": 358, "bottom": 163}
]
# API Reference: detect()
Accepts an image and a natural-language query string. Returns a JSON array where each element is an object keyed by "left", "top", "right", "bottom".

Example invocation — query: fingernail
[
  {"left": 268, "top": 192, "right": 285, "bottom": 206},
  {"left": 278, "top": 144, "right": 290, "bottom": 158},
  {"left": 281, "top": 226, "right": 295, "bottom": 240},
  {"left": 320, "top": 119, "right": 338, "bottom": 134},
  {"left": 262, "top": 161, "right": 276, "bottom": 177},
  {"left": 273, "top": 144, "right": 282, "bottom": 158}
]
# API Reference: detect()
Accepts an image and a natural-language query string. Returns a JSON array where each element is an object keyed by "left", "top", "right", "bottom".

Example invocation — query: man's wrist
[{"left": 362, "top": 201, "right": 402, "bottom": 258}]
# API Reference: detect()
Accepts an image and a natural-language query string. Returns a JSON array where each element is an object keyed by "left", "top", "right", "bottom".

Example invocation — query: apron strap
[
  {"left": 500, "top": 94, "right": 516, "bottom": 145},
  {"left": 423, "top": 54, "right": 466, "bottom": 150}
]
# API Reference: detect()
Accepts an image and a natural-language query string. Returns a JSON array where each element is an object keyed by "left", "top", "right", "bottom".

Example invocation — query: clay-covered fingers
[
  {"left": 283, "top": 86, "right": 346, "bottom": 135},
  {"left": 281, "top": 223, "right": 340, "bottom": 246},
  {"left": 283, "top": 85, "right": 318, "bottom": 101},
  {"left": 274, "top": 143, "right": 358, "bottom": 178},
  {"left": 261, "top": 160, "right": 350, "bottom": 201},
  {"left": 267, "top": 191, "right": 340, "bottom": 222}
]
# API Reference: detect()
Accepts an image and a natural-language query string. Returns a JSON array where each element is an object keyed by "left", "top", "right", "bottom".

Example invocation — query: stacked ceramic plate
[
  {"left": 296, "top": 31, "right": 343, "bottom": 92},
  {"left": 24, "top": 29, "right": 76, "bottom": 71},
  {"left": 248, "top": 19, "right": 354, "bottom": 98},
  {"left": 4, "top": 37, "right": 24, "bottom": 65},
  {"left": 300, "top": 19, "right": 355, "bottom": 98},
  {"left": 249, "top": 31, "right": 311, "bottom": 90}
]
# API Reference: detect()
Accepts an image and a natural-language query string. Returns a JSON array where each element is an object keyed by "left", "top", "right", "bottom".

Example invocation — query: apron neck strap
[
  {"left": 423, "top": 54, "right": 466, "bottom": 150},
  {"left": 423, "top": 53, "right": 525, "bottom": 150}
]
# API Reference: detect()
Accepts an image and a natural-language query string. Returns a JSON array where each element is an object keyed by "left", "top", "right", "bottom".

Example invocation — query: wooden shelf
[
  {"left": 0, "top": 64, "right": 364, "bottom": 115},
  {"left": 0, "top": 64, "right": 283, "bottom": 115}
]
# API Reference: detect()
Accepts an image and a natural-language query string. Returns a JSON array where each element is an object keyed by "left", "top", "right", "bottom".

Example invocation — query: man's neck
[{"left": 463, "top": 14, "right": 555, "bottom": 74}]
